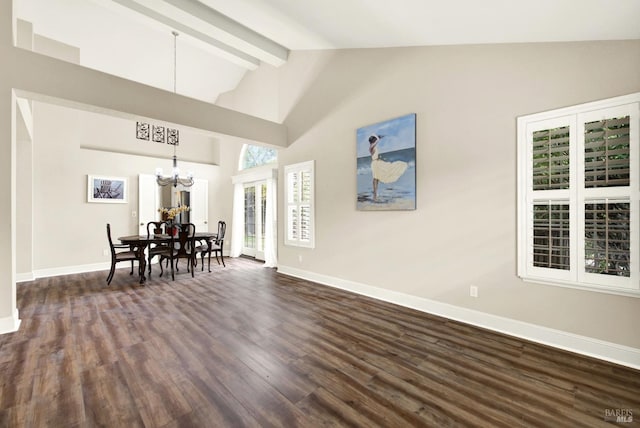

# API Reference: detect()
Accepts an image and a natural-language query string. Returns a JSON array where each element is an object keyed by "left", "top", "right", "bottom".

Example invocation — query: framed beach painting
[
  {"left": 87, "top": 175, "right": 128, "bottom": 203},
  {"left": 357, "top": 113, "right": 416, "bottom": 211}
]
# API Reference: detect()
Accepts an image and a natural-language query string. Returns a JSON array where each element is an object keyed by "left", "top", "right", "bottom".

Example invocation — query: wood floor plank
[
  {"left": 80, "top": 362, "right": 146, "bottom": 428},
  {"left": 0, "top": 340, "right": 38, "bottom": 409},
  {"left": 167, "top": 368, "right": 266, "bottom": 428},
  {"left": 0, "top": 402, "right": 33, "bottom": 428},
  {"left": 295, "top": 387, "right": 383, "bottom": 428},
  {"left": 195, "top": 337, "right": 309, "bottom": 427},
  {"left": 116, "top": 342, "right": 194, "bottom": 427},
  {"left": 1, "top": 257, "right": 637, "bottom": 427},
  {"left": 215, "top": 331, "right": 318, "bottom": 404},
  {"left": 293, "top": 352, "right": 433, "bottom": 427}
]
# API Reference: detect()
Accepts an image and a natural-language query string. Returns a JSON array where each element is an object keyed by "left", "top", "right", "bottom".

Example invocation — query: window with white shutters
[
  {"left": 285, "top": 161, "right": 315, "bottom": 248},
  {"left": 518, "top": 93, "right": 640, "bottom": 296}
]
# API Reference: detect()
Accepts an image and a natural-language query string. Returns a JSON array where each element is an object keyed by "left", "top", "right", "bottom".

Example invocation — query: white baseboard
[
  {"left": 0, "top": 308, "right": 21, "bottom": 335},
  {"left": 15, "top": 272, "right": 34, "bottom": 283},
  {"left": 17, "top": 262, "right": 127, "bottom": 282},
  {"left": 17, "top": 253, "right": 230, "bottom": 282},
  {"left": 32, "top": 262, "right": 113, "bottom": 279},
  {"left": 277, "top": 265, "right": 640, "bottom": 371}
]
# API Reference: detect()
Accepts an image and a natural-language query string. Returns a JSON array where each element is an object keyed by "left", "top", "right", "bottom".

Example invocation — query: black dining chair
[
  {"left": 175, "top": 223, "right": 198, "bottom": 277},
  {"left": 147, "top": 220, "right": 178, "bottom": 280},
  {"left": 147, "top": 221, "right": 166, "bottom": 277},
  {"left": 213, "top": 221, "right": 227, "bottom": 267},
  {"left": 197, "top": 220, "right": 226, "bottom": 270},
  {"left": 106, "top": 223, "right": 138, "bottom": 285}
]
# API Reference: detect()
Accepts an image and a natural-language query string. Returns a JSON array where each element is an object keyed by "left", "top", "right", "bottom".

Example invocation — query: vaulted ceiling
[{"left": 15, "top": 0, "right": 640, "bottom": 104}]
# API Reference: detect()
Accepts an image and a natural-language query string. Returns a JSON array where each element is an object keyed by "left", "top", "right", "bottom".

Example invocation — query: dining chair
[
  {"left": 214, "top": 220, "right": 227, "bottom": 267},
  {"left": 106, "top": 223, "right": 138, "bottom": 285},
  {"left": 147, "top": 221, "right": 178, "bottom": 280},
  {"left": 198, "top": 220, "right": 226, "bottom": 270},
  {"left": 194, "top": 235, "right": 211, "bottom": 273},
  {"left": 175, "top": 223, "right": 197, "bottom": 277}
]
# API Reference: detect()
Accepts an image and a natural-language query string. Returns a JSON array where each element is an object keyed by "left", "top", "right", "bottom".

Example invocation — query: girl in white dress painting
[{"left": 369, "top": 134, "right": 408, "bottom": 201}]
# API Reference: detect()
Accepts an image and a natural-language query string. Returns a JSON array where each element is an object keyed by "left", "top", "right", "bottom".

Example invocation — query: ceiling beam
[
  {"left": 111, "top": 0, "right": 289, "bottom": 68},
  {"left": 163, "top": 0, "right": 289, "bottom": 66},
  {"left": 109, "top": 0, "right": 261, "bottom": 70},
  {"left": 3, "top": 44, "right": 287, "bottom": 147}
]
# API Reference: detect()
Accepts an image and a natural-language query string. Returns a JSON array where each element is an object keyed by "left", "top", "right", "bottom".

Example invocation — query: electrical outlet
[
  {"left": 132, "top": 211, "right": 137, "bottom": 218},
  {"left": 470, "top": 285, "right": 478, "bottom": 298},
  {"left": 298, "top": 255, "right": 303, "bottom": 263}
]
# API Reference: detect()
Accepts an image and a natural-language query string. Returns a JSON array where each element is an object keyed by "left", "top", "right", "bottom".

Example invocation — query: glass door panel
[
  {"left": 259, "top": 183, "right": 267, "bottom": 257},
  {"left": 243, "top": 181, "right": 267, "bottom": 260},
  {"left": 243, "top": 185, "right": 256, "bottom": 256}
]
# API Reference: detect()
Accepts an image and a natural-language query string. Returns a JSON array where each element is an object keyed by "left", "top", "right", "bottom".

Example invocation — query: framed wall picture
[
  {"left": 356, "top": 113, "right": 416, "bottom": 211},
  {"left": 152, "top": 125, "right": 165, "bottom": 143},
  {"left": 136, "top": 122, "right": 150, "bottom": 140},
  {"left": 167, "top": 128, "right": 179, "bottom": 145},
  {"left": 87, "top": 175, "right": 128, "bottom": 203}
]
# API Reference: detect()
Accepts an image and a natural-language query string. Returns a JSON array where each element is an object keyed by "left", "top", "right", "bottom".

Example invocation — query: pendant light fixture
[{"left": 155, "top": 31, "right": 194, "bottom": 188}]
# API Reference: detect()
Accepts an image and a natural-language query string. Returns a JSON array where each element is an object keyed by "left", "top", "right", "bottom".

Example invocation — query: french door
[{"left": 243, "top": 181, "right": 267, "bottom": 260}]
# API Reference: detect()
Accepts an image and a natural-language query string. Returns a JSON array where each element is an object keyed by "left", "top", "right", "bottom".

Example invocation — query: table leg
[{"left": 138, "top": 246, "right": 147, "bottom": 284}]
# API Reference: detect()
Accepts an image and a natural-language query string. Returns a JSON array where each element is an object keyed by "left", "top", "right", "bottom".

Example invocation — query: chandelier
[
  {"left": 155, "top": 151, "right": 194, "bottom": 187},
  {"left": 156, "top": 31, "right": 194, "bottom": 188}
]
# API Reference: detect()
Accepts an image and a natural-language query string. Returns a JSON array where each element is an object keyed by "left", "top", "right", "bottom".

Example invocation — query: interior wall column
[
  {"left": 0, "top": 87, "right": 21, "bottom": 334},
  {"left": 16, "top": 127, "right": 33, "bottom": 280},
  {"left": 0, "top": 0, "right": 21, "bottom": 333}
]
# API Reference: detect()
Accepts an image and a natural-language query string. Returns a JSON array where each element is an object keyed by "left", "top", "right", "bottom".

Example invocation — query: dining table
[{"left": 118, "top": 231, "right": 218, "bottom": 284}]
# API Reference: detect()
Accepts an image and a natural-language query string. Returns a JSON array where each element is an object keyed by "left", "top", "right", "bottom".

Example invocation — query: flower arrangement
[{"left": 158, "top": 205, "right": 189, "bottom": 221}]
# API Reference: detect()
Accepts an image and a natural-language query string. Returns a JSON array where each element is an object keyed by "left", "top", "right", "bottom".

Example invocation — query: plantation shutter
[
  {"left": 526, "top": 119, "right": 573, "bottom": 279},
  {"left": 287, "top": 171, "right": 299, "bottom": 242},
  {"left": 579, "top": 108, "right": 635, "bottom": 286},
  {"left": 533, "top": 203, "right": 570, "bottom": 270},
  {"left": 300, "top": 170, "right": 312, "bottom": 243},
  {"left": 584, "top": 116, "right": 630, "bottom": 188},
  {"left": 532, "top": 126, "right": 570, "bottom": 190},
  {"left": 285, "top": 161, "right": 315, "bottom": 248},
  {"left": 584, "top": 202, "right": 630, "bottom": 277}
]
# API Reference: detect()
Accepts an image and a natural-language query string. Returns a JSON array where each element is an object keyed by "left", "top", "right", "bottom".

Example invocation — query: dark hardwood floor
[{"left": 0, "top": 257, "right": 638, "bottom": 427}]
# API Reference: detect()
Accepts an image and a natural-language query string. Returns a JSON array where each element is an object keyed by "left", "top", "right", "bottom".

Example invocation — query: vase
[{"left": 166, "top": 220, "right": 178, "bottom": 236}]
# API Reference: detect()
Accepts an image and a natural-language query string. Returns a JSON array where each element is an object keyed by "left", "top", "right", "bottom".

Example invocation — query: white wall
[{"left": 220, "top": 41, "right": 640, "bottom": 352}]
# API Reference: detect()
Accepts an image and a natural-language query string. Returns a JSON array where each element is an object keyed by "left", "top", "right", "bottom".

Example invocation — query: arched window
[{"left": 239, "top": 144, "right": 277, "bottom": 170}]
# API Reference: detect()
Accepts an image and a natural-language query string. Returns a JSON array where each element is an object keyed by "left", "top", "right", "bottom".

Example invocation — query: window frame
[
  {"left": 238, "top": 144, "right": 278, "bottom": 171},
  {"left": 517, "top": 93, "right": 640, "bottom": 297},
  {"left": 284, "top": 160, "right": 315, "bottom": 248}
]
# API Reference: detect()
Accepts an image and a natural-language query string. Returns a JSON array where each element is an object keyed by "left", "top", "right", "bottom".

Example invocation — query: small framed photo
[
  {"left": 152, "top": 125, "right": 165, "bottom": 143},
  {"left": 88, "top": 175, "right": 128, "bottom": 203},
  {"left": 167, "top": 128, "right": 179, "bottom": 145},
  {"left": 136, "top": 122, "right": 150, "bottom": 140}
]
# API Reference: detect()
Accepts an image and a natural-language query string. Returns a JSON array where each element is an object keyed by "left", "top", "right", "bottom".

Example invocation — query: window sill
[{"left": 520, "top": 276, "right": 640, "bottom": 299}]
